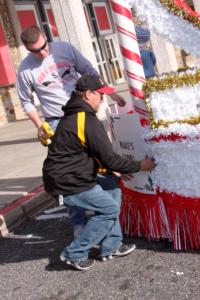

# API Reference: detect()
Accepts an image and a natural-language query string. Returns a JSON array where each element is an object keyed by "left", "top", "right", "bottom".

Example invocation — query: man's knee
[{"left": 102, "top": 200, "right": 120, "bottom": 217}]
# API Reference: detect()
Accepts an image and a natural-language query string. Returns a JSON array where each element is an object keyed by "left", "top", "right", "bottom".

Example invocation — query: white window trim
[
  {"left": 15, "top": 3, "right": 40, "bottom": 27},
  {"left": 43, "top": 3, "right": 59, "bottom": 41},
  {"left": 92, "top": 2, "right": 113, "bottom": 35}
]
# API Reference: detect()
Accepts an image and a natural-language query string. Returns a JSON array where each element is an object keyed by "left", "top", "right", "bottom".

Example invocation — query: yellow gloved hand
[{"left": 38, "top": 122, "right": 54, "bottom": 146}]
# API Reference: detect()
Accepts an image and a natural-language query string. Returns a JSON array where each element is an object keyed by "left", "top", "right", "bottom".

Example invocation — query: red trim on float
[
  {"left": 120, "top": 182, "right": 200, "bottom": 250},
  {"left": 174, "top": 0, "right": 200, "bottom": 18}
]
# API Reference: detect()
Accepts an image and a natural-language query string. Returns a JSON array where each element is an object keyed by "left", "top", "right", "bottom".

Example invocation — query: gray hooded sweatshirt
[{"left": 17, "top": 41, "right": 99, "bottom": 118}]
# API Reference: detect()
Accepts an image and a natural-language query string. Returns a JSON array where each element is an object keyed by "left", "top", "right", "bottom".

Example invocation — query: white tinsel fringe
[
  {"left": 149, "top": 83, "right": 200, "bottom": 122},
  {"left": 143, "top": 123, "right": 200, "bottom": 140},
  {"left": 146, "top": 139, "right": 200, "bottom": 197},
  {"left": 127, "top": 0, "right": 200, "bottom": 57}
]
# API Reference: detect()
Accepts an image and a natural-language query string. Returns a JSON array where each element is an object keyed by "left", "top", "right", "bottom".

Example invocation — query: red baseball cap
[{"left": 76, "top": 75, "right": 115, "bottom": 95}]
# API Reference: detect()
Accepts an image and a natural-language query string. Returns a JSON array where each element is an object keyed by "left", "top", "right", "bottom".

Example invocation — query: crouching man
[{"left": 42, "top": 75, "right": 156, "bottom": 271}]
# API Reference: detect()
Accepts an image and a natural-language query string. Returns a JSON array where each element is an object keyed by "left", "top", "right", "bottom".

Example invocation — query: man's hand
[
  {"left": 140, "top": 157, "right": 156, "bottom": 171},
  {"left": 112, "top": 171, "right": 121, "bottom": 177},
  {"left": 112, "top": 171, "right": 133, "bottom": 181},
  {"left": 110, "top": 93, "right": 127, "bottom": 107},
  {"left": 121, "top": 173, "right": 134, "bottom": 181},
  {"left": 38, "top": 125, "right": 49, "bottom": 140}
]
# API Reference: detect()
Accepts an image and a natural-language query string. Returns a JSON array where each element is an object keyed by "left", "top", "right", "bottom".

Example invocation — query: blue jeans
[
  {"left": 69, "top": 174, "right": 121, "bottom": 227},
  {"left": 45, "top": 118, "right": 60, "bottom": 131},
  {"left": 61, "top": 184, "right": 122, "bottom": 261}
]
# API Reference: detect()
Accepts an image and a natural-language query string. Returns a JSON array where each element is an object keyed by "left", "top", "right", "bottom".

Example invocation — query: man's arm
[
  {"left": 86, "top": 117, "right": 155, "bottom": 174},
  {"left": 26, "top": 110, "right": 49, "bottom": 140},
  {"left": 109, "top": 93, "right": 126, "bottom": 107},
  {"left": 70, "top": 44, "right": 99, "bottom": 77},
  {"left": 17, "top": 72, "right": 47, "bottom": 139},
  {"left": 17, "top": 70, "right": 38, "bottom": 117},
  {"left": 27, "top": 110, "right": 42, "bottom": 129}
]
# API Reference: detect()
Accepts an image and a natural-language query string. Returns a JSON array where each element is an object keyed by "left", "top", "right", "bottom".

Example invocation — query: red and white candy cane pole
[{"left": 110, "top": 0, "right": 148, "bottom": 117}]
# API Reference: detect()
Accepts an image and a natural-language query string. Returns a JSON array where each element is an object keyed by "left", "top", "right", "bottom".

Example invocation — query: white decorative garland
[
  {"left": 149, "top": 83, "right": 200, "bottom": 122},
  {"left": 143, "top": 80, "right": 200, "bottom": 197},
  {"left": 146, "top": 139, "right": 200, "bottom": 197},
  {"left": 128, "top": 0, "right": 200, "bottom": 57},
  {"left": 143, "top": 123, "right": 200, "bottom": 140}
]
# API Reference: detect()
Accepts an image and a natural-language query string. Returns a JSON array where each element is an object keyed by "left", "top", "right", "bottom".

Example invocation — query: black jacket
[{"left": 43, "top": 92, "right": 140, "bottom": 196}]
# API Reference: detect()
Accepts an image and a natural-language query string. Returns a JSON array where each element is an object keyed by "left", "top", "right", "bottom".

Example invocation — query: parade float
[{"left": 110, "top": 0, "right": 200, "bottom": 250}]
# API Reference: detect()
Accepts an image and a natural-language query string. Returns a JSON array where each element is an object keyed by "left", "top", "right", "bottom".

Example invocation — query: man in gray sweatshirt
[{"left": 17, "top": 25, "right": 126, "bottom": 137}]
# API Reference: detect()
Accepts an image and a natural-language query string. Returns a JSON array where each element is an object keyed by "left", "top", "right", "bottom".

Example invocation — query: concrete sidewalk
[
  {"left": 0, "top": 88, "right": 132, "bottom": 236},
  {"left": 0, "top": 119, "right": 54, "bottom": 236}
]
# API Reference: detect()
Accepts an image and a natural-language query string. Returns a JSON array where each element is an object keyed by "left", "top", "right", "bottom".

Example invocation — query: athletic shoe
[
  {"left": 100, "top": 243, "right": 136, "bottom": 261},
  {"left": 101, "top": 255, "right": 113, "bottom": 262},
  {"left": 60, "top": 254, "right": 95, "bottom": 271}
]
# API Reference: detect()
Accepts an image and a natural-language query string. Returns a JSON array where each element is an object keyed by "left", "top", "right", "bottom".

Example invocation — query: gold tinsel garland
[
  {"left": 143, "top": 69, "right": 200, "bottom": 128},
  {"left": 143, "top": 69, "right": 200, "bottom": 99},
  {"left": 159, "top": 0, "right": 200, "bottom": 29},
  {"left": 148, "top": 114, "right": 200, "bottom": 129}
]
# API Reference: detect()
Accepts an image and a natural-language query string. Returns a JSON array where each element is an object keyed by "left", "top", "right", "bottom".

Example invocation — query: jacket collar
[{"left": 62, "top": 91, "right": 96, "bottom": 115}]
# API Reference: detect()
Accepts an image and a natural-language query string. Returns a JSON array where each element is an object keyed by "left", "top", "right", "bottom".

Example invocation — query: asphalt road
[{"left": 0, "top": 213, "right": 200, "bottom": 300}]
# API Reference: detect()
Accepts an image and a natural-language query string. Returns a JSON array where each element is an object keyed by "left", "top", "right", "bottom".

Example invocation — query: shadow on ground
[
  {"left": 0, "top": 177, "right": 42, "bottom": 194},
  {"left": 0, "top": 138, "right": 38, "bottom": 146},
  {"left": 0, "top": 215, "right": 199, "bottom": 273},
  {"left": 0, "top": 177, "right": 43, "bottom": 208}
]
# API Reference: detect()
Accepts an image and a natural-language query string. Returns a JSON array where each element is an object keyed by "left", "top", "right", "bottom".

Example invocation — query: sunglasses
[
  {"left": 27, "top": 40, "right": 47, "bottom": 53},
  {"left": 92, "top": 91, "right": 104, "bottom": 97}
]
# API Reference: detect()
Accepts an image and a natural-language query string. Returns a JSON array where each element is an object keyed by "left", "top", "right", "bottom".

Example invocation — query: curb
[{"left": 0, "top": 185, "right": 55, "bottom": 237}]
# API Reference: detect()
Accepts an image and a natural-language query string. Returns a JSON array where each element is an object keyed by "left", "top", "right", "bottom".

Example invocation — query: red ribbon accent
[
  {"left": 120, "top": 46, "right": 142, "bottom": 65},
  {"left": 140, "top": 118, "right": 150, "bottom": 127},
  {"left": 146, "top": 133, "right": 187, "bottom": 142},
  {"left": 173, "top": 0, "right": 200, "bottom": 18},
  {"left": 126, "top": 70, "right": 145, "bottom": 83},
  {"left": 110, "top": 1, "right": 133, "bottom": 20},
  {"left": 129, "top": 86, "right": 144, "bottom": 100},
  {"left": 146, "top": 133, "right": 200, "bottom": 142},
  {"left": 116, "top": 25, "right": 137, "bottom": 41}
]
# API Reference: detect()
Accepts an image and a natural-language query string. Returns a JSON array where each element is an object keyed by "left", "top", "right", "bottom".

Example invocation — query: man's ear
[{"left": 85, "top": 90, "right": 91, "bottom": 100}]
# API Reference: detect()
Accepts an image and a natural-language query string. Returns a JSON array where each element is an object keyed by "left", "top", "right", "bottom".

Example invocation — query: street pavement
[
  {"left": 0, "top": 98, "right": 200, "bottom": 299},
  {"left": 0, "top": 215, "right": 200, "bottom": 300},
  {"left": 0, "top": 119, "right": 47, "bottom": 209}
]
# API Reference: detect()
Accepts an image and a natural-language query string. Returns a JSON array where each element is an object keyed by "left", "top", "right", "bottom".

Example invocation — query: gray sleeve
[
  {"left": 69, "top": 44, "right": 99, "bottom": 76},
  {"left": 17, "top": 70, "right": 36, "bottom": 113}
]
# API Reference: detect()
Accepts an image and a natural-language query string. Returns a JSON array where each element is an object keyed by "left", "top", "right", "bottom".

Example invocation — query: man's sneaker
[
  {"left": 60, "top": 254, "right": 95, "bottom": 271},
  {"left": 100, "top": 243, "right": 136, "bottom": 261},
  {"left": 112, "top": 243, "right": 136, "bottom": 257},
  {"left": 101, "top": 255, "right": 113, "bottom": 262}
]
